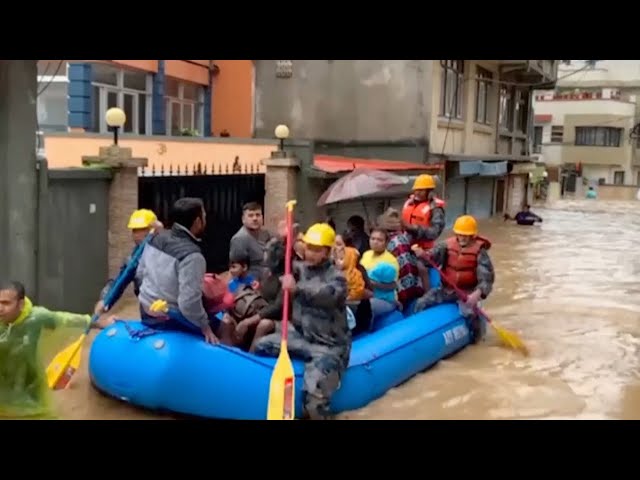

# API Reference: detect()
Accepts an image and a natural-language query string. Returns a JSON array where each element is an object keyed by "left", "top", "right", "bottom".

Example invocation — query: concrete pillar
[
  {"left": 82, "top": 146, "right": 148, "bottom": 278},
  {"left": 261, "top": 151, "right": 300, "bottom": 232},
  {"left": 0, "top": 60, "right": 38, "bottom": 295}
]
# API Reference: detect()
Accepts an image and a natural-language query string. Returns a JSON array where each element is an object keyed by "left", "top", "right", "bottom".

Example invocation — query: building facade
[
  {"left": 37, "top": 60, "right": 256, "bottom": 139},
  {"left": 254, "top": 60, "right": 558, "bottom": 223},
  {"left": 532, "top": 60, "right": 640, "bottom": 198}
]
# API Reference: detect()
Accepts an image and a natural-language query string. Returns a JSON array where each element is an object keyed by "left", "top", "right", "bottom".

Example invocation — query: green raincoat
[{"left": 0, "top": 297, "right": 90, "bottom": 419}]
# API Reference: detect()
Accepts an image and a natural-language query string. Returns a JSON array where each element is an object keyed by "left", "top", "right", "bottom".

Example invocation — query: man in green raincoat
[{"left": 0, "top": 280, "right": 114, "bottom": 419}]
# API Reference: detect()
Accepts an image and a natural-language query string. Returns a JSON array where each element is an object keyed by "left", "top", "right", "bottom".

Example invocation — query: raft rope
[{"left": 116, "top": 320, "right": 161, "bottom": 340}]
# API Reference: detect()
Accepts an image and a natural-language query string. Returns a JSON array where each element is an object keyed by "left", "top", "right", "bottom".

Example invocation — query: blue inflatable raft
[{"left": 89, "top": 273, "right": 475, "bottom": 420}]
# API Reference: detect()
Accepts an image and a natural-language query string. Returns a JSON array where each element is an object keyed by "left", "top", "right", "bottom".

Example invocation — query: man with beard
[
  {"left": 229, "top": 202, "right": 273, "bottom": 281},
  {"left": 136, "top": 197, "right": 226, "bottom": 344}
]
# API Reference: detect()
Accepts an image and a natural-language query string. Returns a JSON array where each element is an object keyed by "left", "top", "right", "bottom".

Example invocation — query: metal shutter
[
  {"left": 444, "top": 178, "right": 466, "bottom": 229},
  {"left": 466, "top": 176, "right": 495, "bottom": 220}
]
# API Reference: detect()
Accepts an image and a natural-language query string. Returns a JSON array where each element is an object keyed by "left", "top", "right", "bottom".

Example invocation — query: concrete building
[
  {"left": 254, "top": 60, "right": 558, "bottom": 223},
  {"left": 532, "top": 60, "right": 640, "bottom": 199}
]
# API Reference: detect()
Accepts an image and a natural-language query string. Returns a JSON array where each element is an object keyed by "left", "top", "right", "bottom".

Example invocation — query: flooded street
[{"left": 54, "top": 199, "right": 640, "bottom": 420}]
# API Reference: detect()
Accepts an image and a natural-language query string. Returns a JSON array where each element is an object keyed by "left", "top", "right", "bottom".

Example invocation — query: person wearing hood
[{"left": 0, "top": 280, "right": 113, "bottom": 419}]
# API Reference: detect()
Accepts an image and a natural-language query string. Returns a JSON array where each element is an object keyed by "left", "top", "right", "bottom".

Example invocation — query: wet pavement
[{"left": 53, "top": 199, "right": 640, "bottom": 420}]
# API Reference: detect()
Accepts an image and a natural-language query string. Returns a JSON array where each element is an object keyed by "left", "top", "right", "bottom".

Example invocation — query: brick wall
[
  {"left": 263, "top": 157, "right": 299, "bottom": 232},
  {"left": 107, "top": 167, "right": 139, "bottom": 278}
]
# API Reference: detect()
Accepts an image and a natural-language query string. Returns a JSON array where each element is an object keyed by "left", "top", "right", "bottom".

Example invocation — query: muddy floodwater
[{"left": 53, "top": 199, "right": 640, "bottom": 420}]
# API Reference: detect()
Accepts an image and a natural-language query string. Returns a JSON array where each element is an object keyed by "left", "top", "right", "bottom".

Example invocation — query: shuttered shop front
[
  {"left": 465, "top": 176, "right": 495, "bottom": 220},
  {"left": 444, "top": 178, "right": 466, "bottom": 228}
]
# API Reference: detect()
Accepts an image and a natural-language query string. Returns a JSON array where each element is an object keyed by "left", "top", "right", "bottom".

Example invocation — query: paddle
[
  {"left": 419, "top": 252, "right": 529, "bottom": 356},
  {"left": 266, "top": 200, "right": 297, "bottom": 420},
  {"left": 46, "top": 231, "right": 154, "bottom": 390}
]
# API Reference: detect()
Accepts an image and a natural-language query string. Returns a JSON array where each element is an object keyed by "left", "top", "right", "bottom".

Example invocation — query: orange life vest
[
  {"left": 443, "top": 236, "right": 491, "bottom": 291},
  {"left": 401, "top": 196, "right": 446, "bottom": 248}
]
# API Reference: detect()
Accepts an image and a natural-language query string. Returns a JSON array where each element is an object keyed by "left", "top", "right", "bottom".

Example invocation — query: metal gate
[
  {"left": 139, "top": 172, "right": 265, "bottom": 273},
  {"left": 38, "top": 167, "right": 111, "bottom": 313}
]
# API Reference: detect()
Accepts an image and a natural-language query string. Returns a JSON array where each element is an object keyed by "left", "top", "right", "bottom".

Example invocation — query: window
[
  {"left": 440, "top": 60, "right": 464, "bottom": 119},
  {"left": 91, "top": 63, "right": 152, "bottom": 135},
  {"left": 165, "top": 77, "right": 205, "bottom": 136},
  {"left": 533, "top": 126, "right": 543, "bottom": 153},
  {"left": 499, "top": 86, "right": 514, "bottom": 130},
  {"left": 575, "top": 126, "right": 622, "bottom": 147},
  {"left": 551, "top": 126, "right": 564, "bottom": 143},
  {"left": 37, "top": 78, "right": 68, "bottom": 132},
  {"left": 636, "top": 171, "right": 640, "bottom": 186},
  {"left": 475, "top": 67, "right": 492, "bottom": 124},
  {"left": 613, "top": 171, "right": 625, "bottom": 185}
]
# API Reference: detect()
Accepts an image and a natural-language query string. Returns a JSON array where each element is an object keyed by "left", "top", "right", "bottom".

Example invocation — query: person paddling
[
  {"left": 93, "top": 209, "right": 163, "bottom": 316},
  {"left": 412, "top": 215, "right": 495, "bottom": 344}
]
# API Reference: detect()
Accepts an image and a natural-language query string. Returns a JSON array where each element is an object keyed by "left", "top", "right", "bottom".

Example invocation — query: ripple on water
[{"left": 344, "top": 200, "right": 640, "bottom": 420}]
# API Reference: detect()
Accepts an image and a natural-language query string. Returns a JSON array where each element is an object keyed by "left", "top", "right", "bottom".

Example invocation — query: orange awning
[{"left": 313, "top": 154, "right": 443, "bottom": 174}]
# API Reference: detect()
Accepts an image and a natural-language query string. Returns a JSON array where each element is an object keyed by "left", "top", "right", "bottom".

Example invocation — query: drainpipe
[{"left": 495, "top": 66, "right": 503, "bottom": 154}]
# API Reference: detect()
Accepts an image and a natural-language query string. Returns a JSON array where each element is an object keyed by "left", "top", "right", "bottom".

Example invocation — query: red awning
[
  {"left": 534, "top": 114, "right": 552, "bottom": 124},
  {"left": 313, "top": 154, "right": 443, "bottom": 174}
]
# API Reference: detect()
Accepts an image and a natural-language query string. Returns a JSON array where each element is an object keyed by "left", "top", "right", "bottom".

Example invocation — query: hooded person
[
  {"left": 335, "top": 246, "right": 367, "bottom": 302},
  {"left": 0, "top": 280, "right": 113, "bottom": 419}
]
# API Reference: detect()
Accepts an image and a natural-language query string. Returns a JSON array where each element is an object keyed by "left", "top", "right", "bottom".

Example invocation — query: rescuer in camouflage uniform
[
  {"left": 412, "top": 215, "right": 495, "bottom": 344},
  {"left": 254, "top": 223, "right": 351, "bottom": 420}
]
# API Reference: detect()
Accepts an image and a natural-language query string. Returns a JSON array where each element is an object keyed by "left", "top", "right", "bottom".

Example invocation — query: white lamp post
[
  {"left": 105, "top": 107, "right": 126, "bottom": 146},
  {"left": 275, "top": 124, "right": 290, "bottom": 152}
]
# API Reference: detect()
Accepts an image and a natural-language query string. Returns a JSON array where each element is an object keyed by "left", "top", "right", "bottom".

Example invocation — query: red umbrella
[{"left": 317, "top": 168, "right": 409, "bottom": 206}]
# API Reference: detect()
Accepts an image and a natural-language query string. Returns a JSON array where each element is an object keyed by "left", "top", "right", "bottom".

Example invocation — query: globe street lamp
[
  {"left": 275, "top": 124, "right": 289, "bottom": 152},
  {"left": 105, "top": 107, "right": 126, "bottom": 146}
]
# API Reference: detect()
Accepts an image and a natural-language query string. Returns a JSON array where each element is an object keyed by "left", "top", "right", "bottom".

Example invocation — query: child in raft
[
  {"left": 0, "top": 280, "right": 114, "bottom": 419},
  {"left": 253, "top": 223, "right": 352, "bottom": 420},
  {"left": 227, "top": 253, "right": 259, "bottom": 294}
]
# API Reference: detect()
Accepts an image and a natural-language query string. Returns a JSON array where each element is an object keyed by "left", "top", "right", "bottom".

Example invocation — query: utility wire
[{"left": 37, "top": 60, "right": 64, "bottom": 97}]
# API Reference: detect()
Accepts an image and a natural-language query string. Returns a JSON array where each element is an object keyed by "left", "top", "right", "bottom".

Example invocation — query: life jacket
[
  {"left": 229, "top": 285, "right": 268, "bottom": 321},
  {"left": 443, "top": 236, "right": 492, "bottom": 291},
  {"left": 401, "top": 196, "right": 446, "bottom": 248}
]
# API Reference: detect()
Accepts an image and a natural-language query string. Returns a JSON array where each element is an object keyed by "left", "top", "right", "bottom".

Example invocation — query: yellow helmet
[
  {"left": 127, "top": 209, "right": 157, "bottom": 230},
  {"left": 453, "top": 215, "right": 478, "bottom": 236},
  {"left": 303, "top": 223, "right": 336, "bottom": 247},
  {"left": 412, "top": 174, "right": 436, "bottom": 190}
]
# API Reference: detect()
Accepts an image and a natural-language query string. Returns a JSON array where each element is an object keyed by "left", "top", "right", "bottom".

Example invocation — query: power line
[{"left": 37, "top": 60, "right": 64, "bottom": 97}]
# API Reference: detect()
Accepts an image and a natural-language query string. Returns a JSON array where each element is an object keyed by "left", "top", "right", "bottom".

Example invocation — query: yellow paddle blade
[
  {"left": 267, "top": 343, "right": 296, "bottom": 420},
  {"left": 149, "top": 299, "right": 168, "bottom": 314},
  {"left": 46, "top": 333, "right": 86, "bottom": 390},
  {"left": 490, "top": 322, "right": 529, "bottom": 356}
]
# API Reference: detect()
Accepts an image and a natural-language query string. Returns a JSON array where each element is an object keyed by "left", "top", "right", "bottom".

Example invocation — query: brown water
[{"left": 54, "top": 199, "right": 640, "bottom": 420}]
